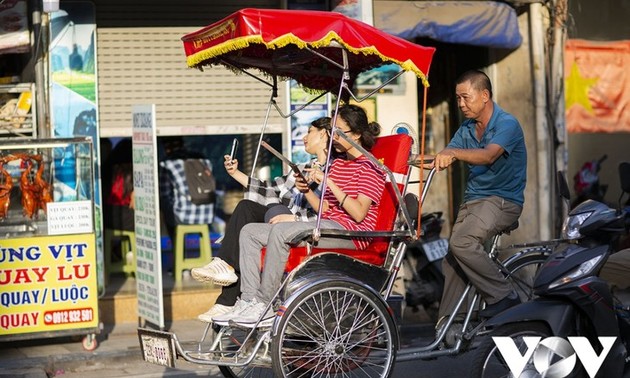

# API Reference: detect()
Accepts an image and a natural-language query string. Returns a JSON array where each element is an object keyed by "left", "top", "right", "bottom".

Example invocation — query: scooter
[
  {"left": 471, "top": 164, "right": 630, "bottom": 378},
  {"left": 573, "top": 154, "right": 608, "bottom": 208},
  {"left": 403, "top": 209, "right": 447, "bottom": 320}
]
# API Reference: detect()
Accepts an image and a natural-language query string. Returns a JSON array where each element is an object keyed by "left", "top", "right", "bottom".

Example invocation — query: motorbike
[
  {"left": 472, "top": 163, "right": 630, "bottom": 378},
  {"left": 573, "top": 154, "right": 608, "bottom": 208},
  {"left": 403, "top": 208, "right": 447, "bottom": 321}
]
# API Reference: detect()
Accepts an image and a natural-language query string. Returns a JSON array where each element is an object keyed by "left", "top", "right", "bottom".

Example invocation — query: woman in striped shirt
[
  {"left": 192, "top": 117, "right": 333, "bottom": 323},
  {"left": 213, "top": 104, "right": 386, "bottom": 327}
]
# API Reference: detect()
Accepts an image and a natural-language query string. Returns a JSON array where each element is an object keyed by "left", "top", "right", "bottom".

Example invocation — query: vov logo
[{"left": 493, "top": 336, "right": 616, "bottom": 377}]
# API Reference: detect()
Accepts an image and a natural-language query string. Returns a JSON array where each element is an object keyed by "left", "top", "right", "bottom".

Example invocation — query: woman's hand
[
  {"left": 268, "top": 213, "right": 296, "bottom": 224},
  {"left": 294, "top": 173, "right": 311, "bottom": 193},
  {"left": 304, "top": 167, "right": 325, "bottom": 185},
  {"left": 224, "top": 155, "right": 239, "bottom": 176},
  {"left": 223, "top": 155, "right": 248, "bottom": 188}
]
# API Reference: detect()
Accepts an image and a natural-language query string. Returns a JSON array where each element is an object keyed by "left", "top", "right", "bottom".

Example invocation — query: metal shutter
[
  {"left": 93, "top": 0, "right": 285, "bottom": 137},
  {"left": 96, "top": 27, "right": 285, "bottom": 137}
]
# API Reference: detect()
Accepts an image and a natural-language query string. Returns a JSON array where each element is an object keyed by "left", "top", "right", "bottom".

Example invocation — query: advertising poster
[
  {"left": 0, "top": 233, "right": 99, "bottom": 337},
  {"left": 132, "top": 104, "right": 164, "bottom": 328},
  {"left": 289, "top": 80, "right": 329, "bottom": 164},
  {"left": 48, "top": 2, "right": 104, "bottom": 293}
]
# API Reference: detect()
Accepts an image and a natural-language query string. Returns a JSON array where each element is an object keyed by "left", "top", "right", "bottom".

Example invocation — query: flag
[{"left": 565, "top": 39, "right": 630, "bottom": 133}]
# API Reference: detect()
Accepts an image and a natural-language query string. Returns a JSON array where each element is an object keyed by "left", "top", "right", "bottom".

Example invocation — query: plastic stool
[
  {"left": 174, "top": 224, "right": 212, "bottom": 283},
  {"left": 104, "top": 229, "right": 136, "bottom": 278}
]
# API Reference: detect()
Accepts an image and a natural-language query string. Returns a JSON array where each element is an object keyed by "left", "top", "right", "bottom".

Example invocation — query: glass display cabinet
[{"left": 0, "top": 137, "right": 100, "bottom": 350}]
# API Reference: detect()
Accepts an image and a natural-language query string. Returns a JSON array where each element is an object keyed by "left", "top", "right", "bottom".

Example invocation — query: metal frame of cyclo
[{"left": 219, "top": 44, "right": 414, "bottom": 241}]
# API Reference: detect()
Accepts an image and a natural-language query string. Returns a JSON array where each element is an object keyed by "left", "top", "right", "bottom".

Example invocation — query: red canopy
[{"left": 182, "top": 8, "right": 435, "bottom": 91}]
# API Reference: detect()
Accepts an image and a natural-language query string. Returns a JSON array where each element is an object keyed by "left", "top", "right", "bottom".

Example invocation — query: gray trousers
[
  {"left": 438, "top": 196, "right": 522, "bottom": 318},
  {"left": 239, "top": 220, "right": 357, "bottom": 303}
]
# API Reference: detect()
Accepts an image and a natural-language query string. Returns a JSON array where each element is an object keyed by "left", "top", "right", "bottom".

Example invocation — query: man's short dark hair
[
  {"left": 162, "top": 136, "right": 184, "bottom": 156},
  {"left": 456, "top": 70, "right": 493, "bottom": 99}
]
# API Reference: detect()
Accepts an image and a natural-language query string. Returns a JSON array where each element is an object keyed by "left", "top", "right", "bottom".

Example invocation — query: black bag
[{"left": 184, "top": 159, "right": 216, "bottom": 205}]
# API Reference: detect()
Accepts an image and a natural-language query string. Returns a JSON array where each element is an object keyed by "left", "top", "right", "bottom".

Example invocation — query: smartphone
[
  {"left": 261, "top": 141, "right": 307, "bottom": 182},
  {"left": 290, "top": 165, "right": 308, "bottom": 183},
  {"left": 229, "top": 138, "right": 239, "bottom": 161}
]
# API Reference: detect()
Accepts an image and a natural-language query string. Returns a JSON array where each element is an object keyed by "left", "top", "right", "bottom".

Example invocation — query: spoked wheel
[
  {"left": 219, "top": 365, "right": 275, "bottom": 378},
  {"left": 472, "top": 322, "right": 553, "bottom": 378},
  {"left": 214, "top": 325, "right": 275, "bottom": 378},
  {"left": 271, "top": 280, "right": 396, "bottom": 378}
]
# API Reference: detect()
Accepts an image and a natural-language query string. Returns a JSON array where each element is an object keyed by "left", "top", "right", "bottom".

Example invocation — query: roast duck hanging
[
  {"left": 19, "top": 154, "right": 53, "bottom": 219},
  {"left": 0, "top": 161, "right": 13, "bottom": 219}
]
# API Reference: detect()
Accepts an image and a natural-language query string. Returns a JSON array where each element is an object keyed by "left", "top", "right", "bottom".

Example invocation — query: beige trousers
[{"left": 438, "top": 196, "right": 522, "bottom": 319}]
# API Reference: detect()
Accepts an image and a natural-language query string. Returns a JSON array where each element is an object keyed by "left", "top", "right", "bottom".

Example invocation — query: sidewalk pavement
[
  {"left": 0, "top": 319, "right": 223, "bottom": 378},
  {"left": 0, "top": 307, "right": 434, "bottom": 378}
]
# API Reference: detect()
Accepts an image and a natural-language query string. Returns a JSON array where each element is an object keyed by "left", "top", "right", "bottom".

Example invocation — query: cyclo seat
[
  {"left": 500, "top": 221, "right": 519, "bottom": 235},
  {"left": 260, "top": 133, "right": 414, "bottom": 272}
]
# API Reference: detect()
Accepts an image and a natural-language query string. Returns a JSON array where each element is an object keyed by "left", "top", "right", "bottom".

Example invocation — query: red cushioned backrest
[
  {"left": 349, "top": 134, "right": 412, "bottom": 258},
  {"left": 262, "top": 134, "right": 413, "bottom": 271},
  {"left": 369, "top": 133, "right": 413, "bottom": 231},
  {"left": 263, "top": 133, "right": 413, "bottom": 270}
]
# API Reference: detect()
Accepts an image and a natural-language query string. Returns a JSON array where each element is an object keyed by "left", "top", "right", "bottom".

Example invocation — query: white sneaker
[
  {"left": 197, "top": 304, "right": 233, "bottom": 323},
  {"left": 231, "top": 299, "right": 275, "bottom": 328},
  {"left": 212, "top": 298, "right": 251, "bottom": 326},
  {"left": 191, "top": 257, "right": 238, "bottom": 286}
]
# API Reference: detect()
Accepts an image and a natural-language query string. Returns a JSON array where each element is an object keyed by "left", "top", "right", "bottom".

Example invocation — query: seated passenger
[
  {"left": 192, "top": 117, "right": 334, "bottom": 322},
  {"left": 213, "top": 104, "right": 386, "bottom": 327}
]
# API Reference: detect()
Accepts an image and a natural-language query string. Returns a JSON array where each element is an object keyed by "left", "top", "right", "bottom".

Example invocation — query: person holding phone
[
  {"left": 192, "top": 117, "right": 334, "bottom": 322},
  {"left": 212, "top": 104, "right": 386, "bottom": 327}
]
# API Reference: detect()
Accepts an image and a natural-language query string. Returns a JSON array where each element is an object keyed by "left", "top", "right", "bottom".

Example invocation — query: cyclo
[{"left": 138, "top": 8, "right": 551, "bottom": 377}]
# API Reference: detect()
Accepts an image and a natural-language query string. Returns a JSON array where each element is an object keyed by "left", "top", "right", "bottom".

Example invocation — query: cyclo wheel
[
  {"left": 502, "top": 246, "right": 551, "bottom": 301},
  {"left": 219, "top": 365, "right": 274, "bottom": 378},
  {"left": 212, "top": 324, "right": 275, "bottom": 378},
  {"left": 271, "top": 280, "right": 396, "bottom": 377}
]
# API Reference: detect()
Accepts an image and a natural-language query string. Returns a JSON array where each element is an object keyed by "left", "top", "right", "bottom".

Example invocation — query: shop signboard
[
  {"left": 132, "top": 104, "right": 164, "bottom": 328},
  {"left": 0, "top": 233, "right": 99, "bottom": 336}
]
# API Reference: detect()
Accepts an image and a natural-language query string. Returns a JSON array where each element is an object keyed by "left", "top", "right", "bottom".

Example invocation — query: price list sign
[{"left": 132, "top": 105, "right": 164, "bottom": 328}]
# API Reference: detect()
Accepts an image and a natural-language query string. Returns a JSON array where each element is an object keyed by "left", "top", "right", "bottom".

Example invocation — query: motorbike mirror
[
  {"left": 619, "top": 162, "right": 630, "bottom": 194},
  {"left": 556, "top": 171, "right": 571, "bottom": 200}
]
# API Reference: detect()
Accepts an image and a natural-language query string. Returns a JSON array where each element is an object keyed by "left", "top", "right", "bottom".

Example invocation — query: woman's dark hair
[
  {"left": 311, "top": 116, "right": 332, "bottom": 133},
  {"left": 310, "top": 116, "right": 342, "bottom": 159},
  {"left": 337, "top": 104, "right": 381, "bottom": 150}
]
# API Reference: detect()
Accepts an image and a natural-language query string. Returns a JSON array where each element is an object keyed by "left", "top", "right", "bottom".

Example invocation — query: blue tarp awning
[{"left": 371, "top": 1, "right": 522, "bottom": 50}]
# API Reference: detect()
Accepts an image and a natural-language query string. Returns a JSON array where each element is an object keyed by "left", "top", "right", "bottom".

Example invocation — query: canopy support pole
[
  {"left": 313, "top": 49, "right": 350, "bottom": 242},
  {"left": 250, "top": 76, "right": 278, "bottom": 178}
]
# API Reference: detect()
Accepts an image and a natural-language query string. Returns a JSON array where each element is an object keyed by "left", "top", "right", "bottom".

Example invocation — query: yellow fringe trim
[{"left": 185, "top": 31, "right": 430, "bottom": 87}]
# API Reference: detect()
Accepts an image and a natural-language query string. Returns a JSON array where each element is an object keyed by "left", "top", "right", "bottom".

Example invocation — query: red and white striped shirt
[{"left": 322, "top": 155, "right": 386, "bottom": 249}]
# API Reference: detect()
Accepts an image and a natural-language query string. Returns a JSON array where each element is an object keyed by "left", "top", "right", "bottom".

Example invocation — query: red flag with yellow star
[{"left": 565, "top": 39, "right": 630, "bottom": 133}]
